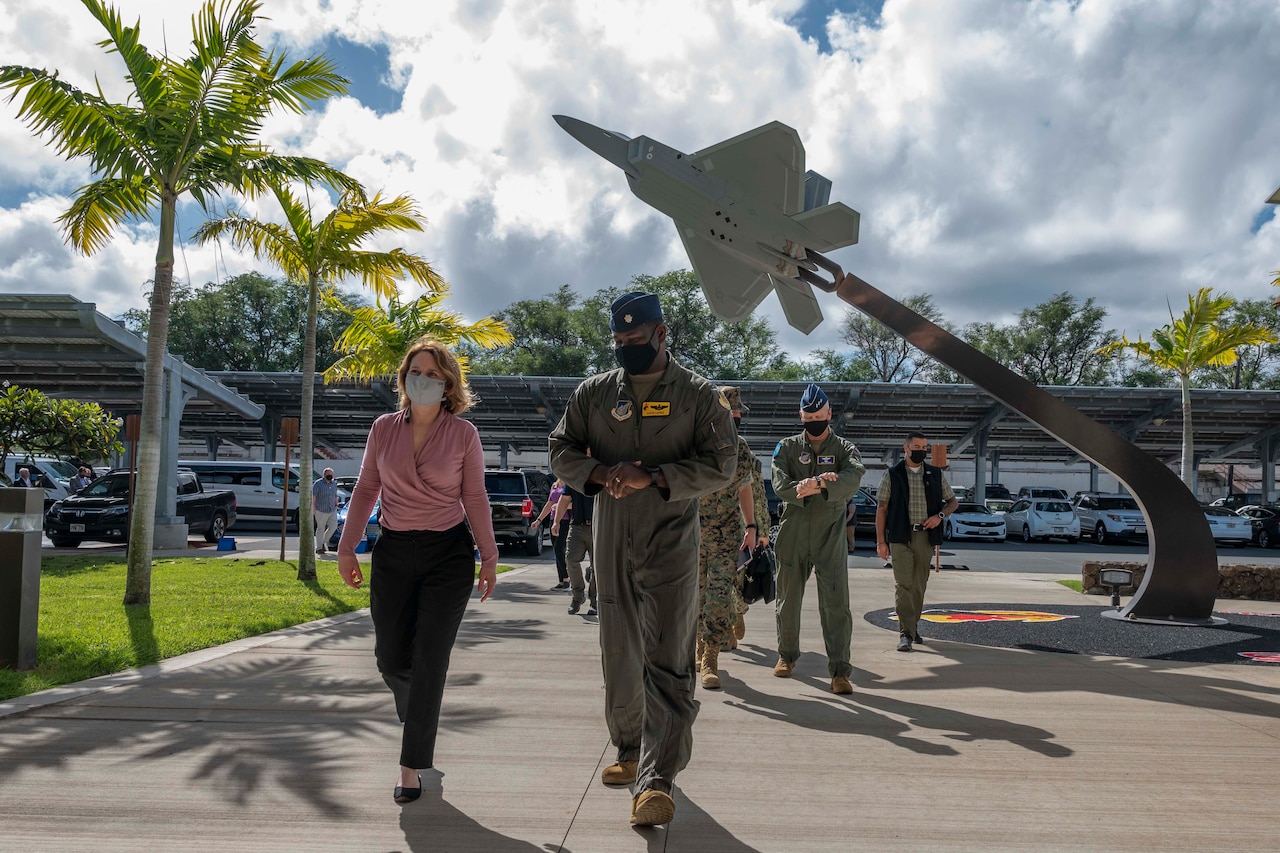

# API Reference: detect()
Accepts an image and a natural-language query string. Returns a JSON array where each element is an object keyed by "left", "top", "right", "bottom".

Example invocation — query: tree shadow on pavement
[{"left": 0, "top": 618, "right": 510, "bottom": 817}]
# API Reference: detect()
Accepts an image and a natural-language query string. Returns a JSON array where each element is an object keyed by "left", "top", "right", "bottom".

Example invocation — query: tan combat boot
[
  {"left": 700, "top": 647, "right": 721, "bottom": 689},
  {"left": 773, "top": 657, "right": 794, "bottom": 678},
  {"left": 601, "top": 760, "right": 638, "bottom": 786},
  {"left": 631, "top": 789, "right": 676, "bottom": 826}
]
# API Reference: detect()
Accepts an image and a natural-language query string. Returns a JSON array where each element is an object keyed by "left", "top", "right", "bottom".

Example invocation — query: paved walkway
[{"left": 2, "top": 556, "right": 1278, "bottom": 852}]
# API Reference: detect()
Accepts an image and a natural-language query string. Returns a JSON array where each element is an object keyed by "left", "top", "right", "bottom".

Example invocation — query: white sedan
[
  {"left": 1004, "top": 498, "right": 1080, "bottom": 543},
  {"left": 944, "top": 502, "right": 1007, "bottom": 542},
  {"left": 1203, "top": 506, "right": 1252, "bottom": 547}
]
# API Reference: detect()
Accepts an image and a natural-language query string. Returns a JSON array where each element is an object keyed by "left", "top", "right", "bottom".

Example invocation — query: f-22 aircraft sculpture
[{"left": 556, "top": 114, "right": 1222, "bottom": 626}]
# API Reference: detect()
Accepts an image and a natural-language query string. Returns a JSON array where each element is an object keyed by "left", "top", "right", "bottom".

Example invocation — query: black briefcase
[{"left": 741, "top": 543, "right": 776, "bottom": 605}]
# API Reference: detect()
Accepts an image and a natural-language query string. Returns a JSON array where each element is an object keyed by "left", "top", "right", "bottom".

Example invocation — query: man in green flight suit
[
  {"left": 771, "top": 383, "right": 865, "bottom": 695},
  {"left": 549, "top": 290, "right": 736, "bottom": 828},
  {"left": 695, "top": 386, "right": 762, "bottom": 690}
]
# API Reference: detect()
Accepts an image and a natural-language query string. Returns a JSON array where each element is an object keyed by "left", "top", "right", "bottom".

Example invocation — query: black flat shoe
[{"left": 394, "top": 773, "right": 422, "bottom": 804}]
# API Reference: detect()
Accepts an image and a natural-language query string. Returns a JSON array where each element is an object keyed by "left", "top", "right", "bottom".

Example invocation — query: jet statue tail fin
[{"left": 791, "top": 202, "right": 860, "bottom": 253}]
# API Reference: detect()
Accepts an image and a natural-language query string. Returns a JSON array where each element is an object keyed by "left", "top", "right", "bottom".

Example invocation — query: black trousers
[
  {"left": 552, "top": 523, "right": 570, "bottom": 581},
  {"left": 369, "top": 522, "right": 475, "bottom": 769}
]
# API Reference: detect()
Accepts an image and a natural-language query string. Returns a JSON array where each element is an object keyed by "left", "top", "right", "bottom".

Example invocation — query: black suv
[{"left": 484, "top": 468, "right": 552, "bottom": 556}]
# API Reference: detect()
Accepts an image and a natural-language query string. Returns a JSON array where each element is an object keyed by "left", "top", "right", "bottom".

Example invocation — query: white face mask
[{"left": 405, "top": 374, "right": 446, "bottom": 407}]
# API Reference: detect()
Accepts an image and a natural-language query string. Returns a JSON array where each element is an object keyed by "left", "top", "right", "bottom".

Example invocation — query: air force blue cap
[
  {"left": 800, "top": 382, "right": 829, "bottom": 412},
  {"left": 610, "top": 291, "right": 663, "bottom": 332}
]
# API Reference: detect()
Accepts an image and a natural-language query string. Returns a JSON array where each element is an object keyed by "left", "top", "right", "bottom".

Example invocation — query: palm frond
[
  {"left": 58, "top": 175, "right": 159, "bottom": 253},
  {"left": 193, "top": 213, "right": 308, "bottom": 282},
  {"left": 79, "top": 0, "right": 167, "bottom": 111}
]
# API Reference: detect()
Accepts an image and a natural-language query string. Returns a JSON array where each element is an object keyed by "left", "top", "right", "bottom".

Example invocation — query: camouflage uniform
[{"left": 697, "top": 433, "right": 753, "bottom": 653}]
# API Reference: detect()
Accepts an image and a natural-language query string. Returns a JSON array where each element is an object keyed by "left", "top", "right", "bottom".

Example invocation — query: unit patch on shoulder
[
  {"left": 773, "top": 442, "right": 782, "bottom": 457},
  {"left": 798, "top": 452, "right": 812, "bottom": 464},
  {"left": 818, "top": 455, "right": 835, "bottom": 465},
  {"left": 642, "top": 401, "right": 671, "bottom": 417},
  {"left": 611, "top": 400, "right": 634, "bottom": 421},
  {"left": 717, "top": 389, "right": 732, "bottom": 410}
]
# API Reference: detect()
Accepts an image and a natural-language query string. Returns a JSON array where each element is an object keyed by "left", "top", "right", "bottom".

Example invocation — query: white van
[
  {"left": 8, "top": 457, "right": 78, "bottom": 503},
  {"left": 178, "top": 460, "right": 302, "bottom": 524}
]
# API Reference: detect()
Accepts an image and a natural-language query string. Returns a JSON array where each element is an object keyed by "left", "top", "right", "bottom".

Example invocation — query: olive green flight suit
[
  {"left": 549, "top": 357, "right": 736, "bottom": 795},
  {"left": 771, "top": 432, "right": 865, "bottom": 677}
]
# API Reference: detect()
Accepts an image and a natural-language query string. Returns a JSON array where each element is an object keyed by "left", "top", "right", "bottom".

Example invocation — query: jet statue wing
[
  {"left": 677, "top": 227, "right": 776, "bottom": 323},
  {"left": 691, "top": 122, "right": 806, "bottom": 215}
]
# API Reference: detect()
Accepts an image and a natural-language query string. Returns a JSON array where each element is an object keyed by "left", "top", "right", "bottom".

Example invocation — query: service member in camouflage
[
  {"left": 695, "top": 386, "right": 762, "bottom": 689},
  {"left": 771, "top": 383, "right": 866, "bottom": 695},
  {"left": 549, "top": 291, "right": 736, "bottom": 828}
]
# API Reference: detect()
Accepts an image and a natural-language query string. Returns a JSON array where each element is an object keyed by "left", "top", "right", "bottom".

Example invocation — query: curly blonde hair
[{"left": 396, "top": 337, "right": 474, "bottom": 415}]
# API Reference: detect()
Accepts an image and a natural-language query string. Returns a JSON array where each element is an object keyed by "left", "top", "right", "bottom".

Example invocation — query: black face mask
[
  {"left": 802, "top": 419, "right": 829, "bottom": 437},
  {"left": 908, "top": 449, "right": 927, "bottom": 464},
  {"left": 325, "top": 474, "right": 333, "bottom": 481},
  {"left": 614, "top": 328, "right": 659, "bottom": 375}
]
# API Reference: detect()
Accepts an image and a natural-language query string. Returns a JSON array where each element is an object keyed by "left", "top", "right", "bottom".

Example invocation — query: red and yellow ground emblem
[
  {"left": 1238, "top": 652, "right": 1280, "bottom": 664},
  {"left": 891, "top": 609, "right": 1079, "bottom": 624}
]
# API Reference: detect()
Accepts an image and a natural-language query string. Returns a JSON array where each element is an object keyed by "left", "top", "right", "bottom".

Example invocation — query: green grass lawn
[
  {"left": 1057, "top": 579, "right": 1083, "bottom": 592},
  {"left": 1, "top": 555, "right": 513, "bottom": 702}
]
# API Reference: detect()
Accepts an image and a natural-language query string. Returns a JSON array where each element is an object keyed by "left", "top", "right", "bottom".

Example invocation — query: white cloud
[{"left": 1, "top": 0, "right": 1279, "bottom": 361}]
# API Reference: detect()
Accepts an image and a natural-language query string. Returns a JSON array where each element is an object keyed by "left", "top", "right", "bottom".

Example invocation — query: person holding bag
[{"left": 337, "top": 337, "right": 498, "bottom": 805}]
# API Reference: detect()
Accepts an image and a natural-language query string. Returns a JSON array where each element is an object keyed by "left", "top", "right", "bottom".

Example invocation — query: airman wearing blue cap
[
  {"left": 770, "top": 382, "right": 865, "bottom": 694},
  {"left": 549, "top": 288, "right": 736, "bottom": 827}
]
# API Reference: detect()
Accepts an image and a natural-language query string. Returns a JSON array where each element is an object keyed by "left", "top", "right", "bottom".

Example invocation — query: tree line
[
  {"left": 139, "top": 266, "right": 1280, "bottom": 393},
  {"left": 0, "top": 385, "right": 123, "bottom": 474}
]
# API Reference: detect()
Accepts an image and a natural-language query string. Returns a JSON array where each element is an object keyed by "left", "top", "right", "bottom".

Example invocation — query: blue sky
[{"left": 0, "top": 0, "right": 1277, "bottom": 359}]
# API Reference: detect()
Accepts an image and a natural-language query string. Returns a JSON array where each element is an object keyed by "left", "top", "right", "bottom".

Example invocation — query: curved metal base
[
  {"left": 817, "top": 264, "right": 1220, "bottom": 623},
  {"left": 1100, "top": 609, "right": 1228, "bottom": 627}
]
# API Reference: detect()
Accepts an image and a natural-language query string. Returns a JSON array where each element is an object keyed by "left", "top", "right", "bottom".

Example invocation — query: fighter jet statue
[
  {"left": 554, "top": 115, "right": 858, "bottom": 334},
  {"left": 556, "top": 113, "right": 1224, "bottom": 628}
]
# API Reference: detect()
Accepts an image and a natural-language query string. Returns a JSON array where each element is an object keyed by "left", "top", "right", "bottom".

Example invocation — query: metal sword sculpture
[{"left": 555, "top": 114, "right": 1221, "bottom": 625}]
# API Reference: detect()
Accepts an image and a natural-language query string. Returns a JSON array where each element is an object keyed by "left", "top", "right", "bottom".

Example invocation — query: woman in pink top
[{"left": 337, "top": 337, "right": 498, "bottom": 805}]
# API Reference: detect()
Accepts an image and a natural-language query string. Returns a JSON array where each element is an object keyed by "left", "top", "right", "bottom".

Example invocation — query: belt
[
  {"left": 911, "top": 524, "right": 928, "bottom": 532},
  {"left": 574, "top": 520, "right": 591, "bottom": 527}
]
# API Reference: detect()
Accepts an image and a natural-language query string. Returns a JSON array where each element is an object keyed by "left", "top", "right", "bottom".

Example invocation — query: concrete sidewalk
[{"left": 1, "top": 559, "right": 1278, "bottom": 852}]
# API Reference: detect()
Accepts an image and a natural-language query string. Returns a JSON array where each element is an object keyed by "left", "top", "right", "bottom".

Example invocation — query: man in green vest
[
  {"left": 770, "top": 383, "right": 865, "bottom": 694},
  {"left": 875, "top": 430, "right": 958, "bottom": 652}
]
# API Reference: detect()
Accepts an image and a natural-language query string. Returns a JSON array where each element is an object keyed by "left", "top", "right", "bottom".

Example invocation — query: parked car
[
  {"left": 1202, "top": 506, "right": 1252, "bottom": 548},
  {"left": 951, "top": 486, "right": 972, "bottom": 502},
  {"left": 45, "top": 469, "right": 236, "bottom": 547},
  {"left": 1004, "top": 498, "right": 1080, "bottom": 543},
  {"left": 484, "top": 468, "right": 552, "bottom": 556},
  {"left": 329, "top": 498, "right": 381, "bottom": 549},
  {"left": 943, "top": 502, "right": 1006, "bottom": 542},
  {"left": 1072, "top": 492, "right": 1147, "bottom": 545},
  {"left": 1017, "top": 486, "right": 1068, "bottom": 501},
  {"left": 9, "top": 457, "right": 80, "bottom": 505},
  {"left": 847, "top": 486, "right": 878, "bottom": 546},
  {"left": 1236, "top": 505, "right": 1280, "bottom": 549},
  {"left": 984, "top": 483, "right": 1013, "bottom": 501},
  {"left": 985, "top": 498, "right": 1014, "bottom": 515},
  {"left": 1211, "top": 492, "right": 1264, "bottom": 510}
]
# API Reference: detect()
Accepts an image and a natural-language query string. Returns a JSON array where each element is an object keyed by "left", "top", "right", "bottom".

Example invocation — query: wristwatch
[
  {"left": 647, "top": 466, "right": 662, "bottom": 488},
  {"left": 938, "top": 511, "right": 946, "bottom": 519}
]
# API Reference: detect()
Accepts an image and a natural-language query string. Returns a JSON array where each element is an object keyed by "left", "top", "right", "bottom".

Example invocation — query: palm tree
[
  {"left": 1098, "top": 288, "right": 1278, "bottom": 491},
  {"left": 323, "top": 287, "right": 513, "bottom": 383},
  {"left": 195, "top": 185, "right": 444, "bottom": 580},
  {"left": 0, "top": 0, "right": 355, "bottom": 604}
]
